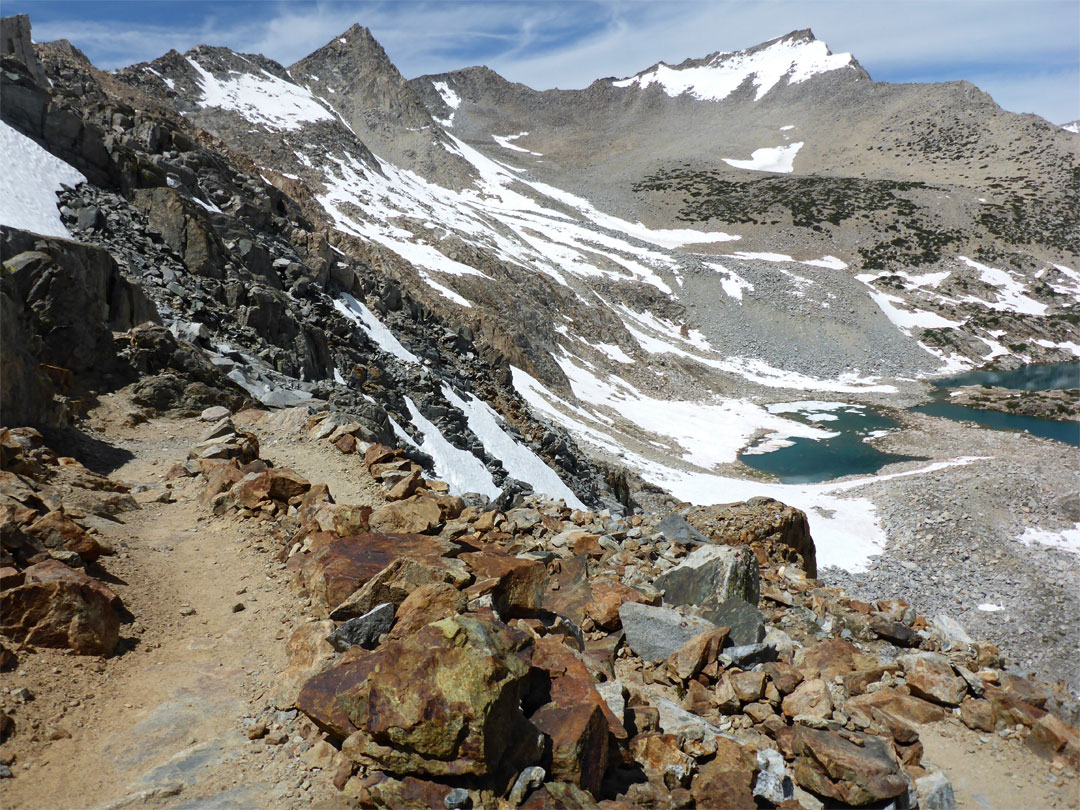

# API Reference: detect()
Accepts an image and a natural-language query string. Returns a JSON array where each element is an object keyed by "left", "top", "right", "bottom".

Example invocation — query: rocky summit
[{"left": 1, "top": 11, "right": 1079, "bottom": 810}]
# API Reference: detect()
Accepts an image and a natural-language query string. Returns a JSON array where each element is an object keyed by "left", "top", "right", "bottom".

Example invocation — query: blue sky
[{"left": 16, "top": 0, "right": 1079, "bottom": 124}]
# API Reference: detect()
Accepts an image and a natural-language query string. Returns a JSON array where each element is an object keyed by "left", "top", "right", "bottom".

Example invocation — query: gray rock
[
  {"left": 931, "top": 615, "right": 972, "bottom": 649},
  {"left": 700, "top": 597, "right": 766, "bottom": 647},
  {"left": 655, "top": 513, "right": 709, "bottom": 547},
  {"left": 595, "top": 680, "right": 626, "bottom": 724},
  {"left": 444, "top": 787, "right": 471, "bottom": 809},
  {"left": 655, "top": 543, "right": 760, "bottom": 608},
  {"left": 754, "top": 748, "right": 794, "bottom": 805},
  {"left": 326, "top": 603, "right": 395, "bottom": 651},
  {"left": 199, "top": 417, "right": 235, "bottom": 442},
  {"left": 720, "top": 642, "right": 773, "bottom": 667},
  {"left": 618, "top": 602, "right": 716, "bottom": 662},
  {"left": 507, "top": 765, "right": 545, "bottom": 807},
  {"left": 916, "top": 772, "right": 956, "bottom": 810},
  {"left": 200, "top": 405, "right": 231, "bottom": 421}
]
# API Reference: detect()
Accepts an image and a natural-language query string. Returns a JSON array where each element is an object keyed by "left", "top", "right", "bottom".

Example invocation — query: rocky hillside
[{"left": 1, "top": 13, "right": 1079, "bottom": 808}]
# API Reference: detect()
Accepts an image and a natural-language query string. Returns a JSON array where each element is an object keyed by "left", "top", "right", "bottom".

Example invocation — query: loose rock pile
[{"left": 169, "top": 411, "right": 1080, "bottom": 809}]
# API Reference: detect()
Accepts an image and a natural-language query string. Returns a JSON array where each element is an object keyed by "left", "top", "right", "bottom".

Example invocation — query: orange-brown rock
[
  {"left": 386, "top": 468, "right": 422, "bottom": 501},
  {"left": 388, "top": 582, "right": 466, "bottom": 640},
  {"left": 333, "top": 433, "right": 357, "bottom": 454},
  {"left": 1, "top": 560, "right": 120, "bottom": 654},
  {"left": 730, "top": 670, "right": 767, "bottom": 703},
  {"left": 904, "top": 656, "right": 968, "bottom": 706},
  {"left": 690, "top": 737, "right": 757, "bottom": 809},
  {"left": 782, "top": 678, "right": 832, "bottom": 719},
  {"left": 685, "top": 498, "right": 817, "bottom": 578},
  {"left": 959, "top": 696, "right": 996, "bottom": 732},
  {"left": 330, "top": 556, "right": 464, "bottom": 621},
  {"left": 666, "top": 627, "right": 728, "bottom": 681},
  {"left": 332, "top": 505, "right": 371, "bottom": 537},
  {"left": 795, "top": 638, "right": 864, "bottom": 682},
  {"left": 336, "top": 615, "right": 541, "bottom": 777},
  {"left": 351, "top": 773, "right": 453, "bottom": 810},
  {"left": 364, "top": 444, "right": 397, "bottom": 469},
  {"left": 761, "top": 661, "right": 803, "bottom": 696},
  {"left": 1026, "top": 713, "right": 1080, "bottom": 767},
  {"left": 461, "top": 551, "right": 547, "bottom": 617},
  {"left": 25, "top": 510, "right": 110, "bottom": 562},
  {"left": 847, "top": 688, "right": 946, "bottom": 728},
  {"left": 296, "top": 652, "right": 379, "bottom": 741},
  {"left": 982, "top": 683, "right": 1047, "bottom": 728},
  {"left": 584, "top": 578, "right": 655, "bottom": 631},
  {"left": 298, "top": 533, "right": 455, "bottom": 615},
  {"left": 199, "top": 461, "right": 243, "bottom": 505},
  {"left": 629, "top": 733, "right": 696, "bottom": 789},
  {"left": 269, "top": 619, "right": 338, "bottom": 710},
  {"left": 368, "top": 496, "right": 442, "bottom": 534},
  {"left": 791, "top": 726, "right": 908, "bottom": 806}
]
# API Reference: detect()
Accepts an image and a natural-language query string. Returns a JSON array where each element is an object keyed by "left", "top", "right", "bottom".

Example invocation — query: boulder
[
  {"left": 629, "top": 734, "right": 696, "bottom": 789},
  {"left": 791, "top": 726, "right": 908, "bottom": 806},
  {"left": 269, "top": 620, "right": 338, "bottom": 710},
  {"left": 916, "top": 771, "right": 957, "bottom": 810},
  {"left": 337, "top": 615, "right": 541, "bottom": 777},
  {"left": 618, "top": 602, "right": 717, "bottom": 662},
  {"left": 368, "top": 496, "right": 442, "bottom": 534},
  {"left": 901, "top": 654, "right": 968, "bottom": 706},
  {"left": 686, "top": 498, "right": 817, "bottom": 578},
  {"left": 329, "top": 556, "right": 463, "bottom": 621},
  {"left": 782, "top": 678, "right": 833, "bottom": 720},
  {"left": 529, "top": 637, "right": 613, "bottom": 794},
  {"left": 655, "top": 543, "right": 759, "bottom": 609},
  {"left": 1, "top": 561, "right": 120, "bottom": 654},
  {"left": 25, "top": 510, "right": 110, "bottom": 561},
  {"left": 298, "top": 533, "right": 455, "bottom": 615},
  {"left": 690, "top": 737, "right": 758, "bottom": 808},
  {"left": 461, "top": 551, "right": 547, "bottom": 617},
  {"left": 667, "top": 627, "right": 728, "bottom": 681},
  {"left": 583, "top": 578, "right": 655, "bottom": 630},
  {"left": 700, "top": 597, "right": 765, "bottom": 647},
  {"left": 388, "top": 582, "right": 467, "bottom": 640}
]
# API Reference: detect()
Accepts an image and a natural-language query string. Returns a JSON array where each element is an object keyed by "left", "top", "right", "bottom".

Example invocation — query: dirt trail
[{"left": 2, "top": 400, "right": 348, "bottom": 809}]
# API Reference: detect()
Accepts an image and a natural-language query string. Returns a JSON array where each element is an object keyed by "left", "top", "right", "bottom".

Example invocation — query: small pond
[
  {"left": 738, "top": 402, "right": 924, "bottom": 484},
  {"left": 912, "top": 361, "right": 1079, "bottom": 447}
]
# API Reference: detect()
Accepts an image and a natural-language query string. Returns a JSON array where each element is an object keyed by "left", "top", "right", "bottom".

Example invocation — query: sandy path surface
[{"left": 2, "top": 400, "right": 349, "bottom": 809}]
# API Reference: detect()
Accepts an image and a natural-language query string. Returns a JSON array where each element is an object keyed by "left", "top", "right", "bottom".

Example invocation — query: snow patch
[
  {"left": 187, "top": 57, "right": 333, "bottom": 131},
  {"left": 333, "top": 293, "right": 420, "bottom": 364},
  {"left": 442, "top": 386, "right": 586, "bottom": 509},
  {"left": 493, "top": 132, "right": 542, "bottom": 156},
  {"left": 613, "top": 36, "right": 854, "bottom": 102},
  {"left": 0, "top": 120, "right": 86, "bottom": 238},
  {"left": 958, "top": 256, "right": 1048, "bottom": 316},
  {"left": 405, "top": 397, "right": 501, "bottom": 499},
  {"left": 723, "top": 142, "right": 802, "bottom": 173},
  {"left": 1018, "top": 523, "right": 1080, "bottom": 555}
]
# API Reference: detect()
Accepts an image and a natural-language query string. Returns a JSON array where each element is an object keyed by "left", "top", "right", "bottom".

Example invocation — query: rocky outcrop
[
  {"left": 1, "top": 229, "right": 158, "bottom": 426},
  {"left": 0, "top": 428, "right": 129, "bottom": 656}
]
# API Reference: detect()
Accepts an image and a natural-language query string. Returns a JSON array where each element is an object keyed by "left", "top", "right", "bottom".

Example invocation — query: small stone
[
  {"left": 265, "top": 730, "right": 288, "bottom": 745},
  {"left": 180, "top": 606, "right": 196, "bottom": 616},
  {"left": 916, "top": 771, "right": 957, "bottom": 810},
  {"left": 507, "top": 765, "right": 546, "bottom": 806},
  {"left": 12, "top": 687, "right": 33, "bottom": 703},
  {"left": 246, "top": 721, "right": 268, "bottom": 740},
  {"left": 444, "top": 787, "right": 471, "bottom": 809},
  {"left": 231, "top": 602, "right": 246, "bottom": 613}
]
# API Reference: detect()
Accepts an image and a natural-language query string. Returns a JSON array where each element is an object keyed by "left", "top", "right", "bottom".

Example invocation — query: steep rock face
[
  {"left": 289, "top": 25, "right": 477, "bottom": 189},
  {"left": 0, "top": 229, "right": 157, "bottom": 426}
]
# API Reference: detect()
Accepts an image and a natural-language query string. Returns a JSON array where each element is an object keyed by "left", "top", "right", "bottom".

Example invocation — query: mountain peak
[{"left": 612, "top": 29, "right": 864, "bottom": 102}]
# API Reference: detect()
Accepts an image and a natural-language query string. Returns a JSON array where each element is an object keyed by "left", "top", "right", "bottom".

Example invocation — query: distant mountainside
[{"left": 3, "top": 18, "right": 1079, "bottom": 515}]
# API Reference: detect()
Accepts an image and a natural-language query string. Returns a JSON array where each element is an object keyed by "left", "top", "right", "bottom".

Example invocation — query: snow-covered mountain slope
[{"left": 5, "top": 21, "right": 1077, "bottom": 544}]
